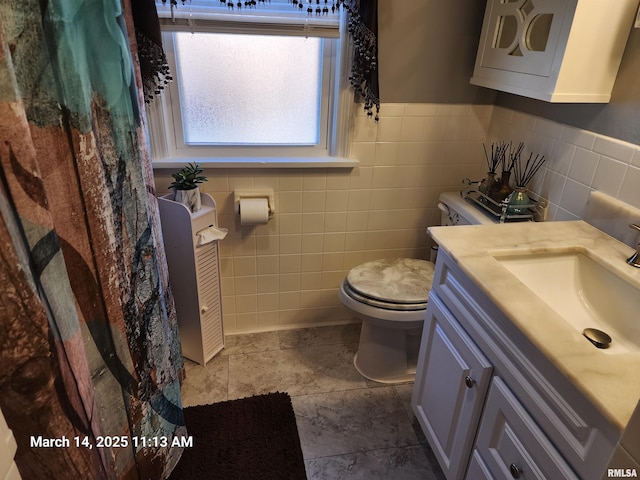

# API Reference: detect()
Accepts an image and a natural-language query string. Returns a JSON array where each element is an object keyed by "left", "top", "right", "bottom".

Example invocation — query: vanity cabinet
[
  {"left": 470, "top": 0, "right": 637, "bottom": 102},
  {"left": 412, "top": 249, "right": 620, "bottom": 479}
]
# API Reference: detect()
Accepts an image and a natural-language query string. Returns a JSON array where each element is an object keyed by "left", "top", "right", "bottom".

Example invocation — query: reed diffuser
[
  {"left": 479, "top": 141, "right": 508, "bottom": 196},
  {"left": 490, "top": 141, "right": 524, "bottom": 202},
  {"left": 512, "top": 151, "right": 546, "bottom": 188},
  {"left": 508, "top": 150, "right": 546, "bottom": 214}
]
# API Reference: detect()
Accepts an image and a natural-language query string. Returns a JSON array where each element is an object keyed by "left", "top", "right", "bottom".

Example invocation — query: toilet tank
[
  {"left": 430, "top": 191, "right": 496, "bottom": 264},
  {"left": 438, "top": 191, "right": 496, "bottom": 226}
]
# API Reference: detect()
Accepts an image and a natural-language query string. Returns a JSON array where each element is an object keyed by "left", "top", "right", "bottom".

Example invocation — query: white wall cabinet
[
  {"left": 471, "top": 0, "right": 638, "bottom": 102},
  {"left": 158, "top": 192, "right": 224, "bottom": 365},
  {"left": 412, "top": 249, "right": 620, "bottom": 479}
]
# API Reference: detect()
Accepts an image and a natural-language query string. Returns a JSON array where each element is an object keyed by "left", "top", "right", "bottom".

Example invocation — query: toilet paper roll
[{"left": 239, "top": 197, "right": 270, "bottom": 225}]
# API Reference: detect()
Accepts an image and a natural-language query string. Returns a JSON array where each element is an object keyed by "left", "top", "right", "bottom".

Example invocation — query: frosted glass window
[{"left": 173, "top": 32, "right": 323, "bottom": 145}]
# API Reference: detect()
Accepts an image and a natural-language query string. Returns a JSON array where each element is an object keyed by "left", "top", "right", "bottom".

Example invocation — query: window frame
[{"left": 148, "top": 2, "right": 356, "bottom": 169}]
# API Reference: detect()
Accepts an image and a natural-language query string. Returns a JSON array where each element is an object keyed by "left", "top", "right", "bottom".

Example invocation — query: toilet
[{"left": 339, "top": 191, "right": 495, "bottom": 383}]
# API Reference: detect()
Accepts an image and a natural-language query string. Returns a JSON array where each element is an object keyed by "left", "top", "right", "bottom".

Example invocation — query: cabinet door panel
[
  {"left": 475, "top": 377, "right": 578, "bottom": 480},
  {"left": 412, "top": 296, "right": 493, "bottom": 480},
  {"left": 479, "top": 0, "right": 569, "bottom": 76}
]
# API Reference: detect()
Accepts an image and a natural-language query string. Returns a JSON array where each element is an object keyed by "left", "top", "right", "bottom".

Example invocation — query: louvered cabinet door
[{"left": 194, "top": 240, "right": 224, "bottom": 363}]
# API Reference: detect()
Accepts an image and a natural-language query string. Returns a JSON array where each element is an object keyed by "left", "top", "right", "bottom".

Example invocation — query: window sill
[{"left": 152, "top": 157, "right": 359, "bottom": 169}]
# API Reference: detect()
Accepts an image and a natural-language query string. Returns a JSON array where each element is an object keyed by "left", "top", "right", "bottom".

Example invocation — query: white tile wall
[
  {"left": 154, "top": 104, "right": 640, "bottom": 334},
  {"left": 154, "top": 103, "right": 492, "bottom": 333},
  {"left": 488, "top": 107, "right": 640, "bottom": 221}
]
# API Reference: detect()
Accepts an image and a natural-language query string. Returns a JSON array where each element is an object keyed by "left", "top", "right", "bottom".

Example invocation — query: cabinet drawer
[
  {"left": 412, "top": 295, "right": 493, "bottom": 480},
  {"left": 474, "top": 377, "right": 578, "bottom": 480}
]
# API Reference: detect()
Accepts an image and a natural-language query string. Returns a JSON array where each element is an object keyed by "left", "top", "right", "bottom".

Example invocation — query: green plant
[{"left": 170, "top": 162, "right": 207, "bottom": 191}]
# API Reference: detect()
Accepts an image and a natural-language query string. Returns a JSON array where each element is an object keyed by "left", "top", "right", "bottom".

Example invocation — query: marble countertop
[{"left": 428, "top": 220, "right": 640, "bottom": 431}]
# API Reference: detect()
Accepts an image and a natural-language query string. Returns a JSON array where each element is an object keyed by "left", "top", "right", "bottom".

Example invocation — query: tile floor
[{"left": 180, "top": 323, "right": 446, "bottom": 479}]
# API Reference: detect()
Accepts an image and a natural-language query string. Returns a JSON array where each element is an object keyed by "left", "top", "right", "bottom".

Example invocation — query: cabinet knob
[
  {"left": 201, "top": 306, "right": 209, "bottom": 313},
  {"left": 509, "top": 463, "right": 522, "bottom": 478},
  {"left": 464, "top": 376, "right": 474, "bottom": 388}
]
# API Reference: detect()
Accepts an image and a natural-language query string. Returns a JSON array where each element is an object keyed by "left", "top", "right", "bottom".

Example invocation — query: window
[
  {"left": 173, "top": 32, "right": 323, "bottom": 145},
  {"left": 148, "top": 1, "right": 356, "bottom": 167}
]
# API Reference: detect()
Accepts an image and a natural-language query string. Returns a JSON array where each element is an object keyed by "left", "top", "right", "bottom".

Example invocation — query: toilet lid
[{"left": 346, "top": 258, "right": 434, "bottom": 305}]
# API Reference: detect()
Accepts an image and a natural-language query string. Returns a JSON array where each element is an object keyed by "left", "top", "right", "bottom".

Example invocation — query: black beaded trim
[{"left": 157, "top": 0, "right": 380, "bottom": 120}]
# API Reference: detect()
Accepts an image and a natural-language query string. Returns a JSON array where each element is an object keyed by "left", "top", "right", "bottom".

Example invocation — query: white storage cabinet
[
  {"left": 158, "top": 192, "right": 224, "bottom": 365},
  {"left": 471, "top": 0, "right": 638, "bottom": 102}
]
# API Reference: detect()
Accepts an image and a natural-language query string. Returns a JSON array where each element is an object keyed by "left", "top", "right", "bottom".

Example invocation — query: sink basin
[{"left": 494, "top": 250, "right": 640, "bottom": 353}]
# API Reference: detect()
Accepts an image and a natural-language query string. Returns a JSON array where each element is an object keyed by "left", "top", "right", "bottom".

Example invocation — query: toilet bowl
[{"left": 339, "top": 258, "right": 434, "bottom": 384}]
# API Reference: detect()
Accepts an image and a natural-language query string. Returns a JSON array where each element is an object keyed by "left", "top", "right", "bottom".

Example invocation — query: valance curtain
[
  {"left": 135, "top": 0, "right": 380, "bottom": 119},
  {"left": 0, "top": 0, "right": 185, "bottom": 478}
]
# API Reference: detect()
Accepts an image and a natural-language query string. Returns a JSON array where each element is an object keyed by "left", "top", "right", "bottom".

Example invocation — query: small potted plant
[{"left": 170, "top": 162, "right": 207, "bottom": 212}]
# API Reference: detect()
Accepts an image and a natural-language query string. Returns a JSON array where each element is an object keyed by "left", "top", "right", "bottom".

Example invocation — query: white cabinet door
[
  {"left": 474, "top": 377, "right": 578, "bottom": 480},
  {"left": 194, "top": 240, "right": 224, "bottom": 362},
  {"left": 478, "top": 0, "right": 570, "bottom": 76},
  {"left": 412, "top": 295, "right": 493, "bottom": 480}
]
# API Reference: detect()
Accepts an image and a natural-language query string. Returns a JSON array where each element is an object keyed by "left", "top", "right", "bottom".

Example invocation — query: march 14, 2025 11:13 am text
[{"left": 29, "top": 435, "right": 194, "bottom": 449}]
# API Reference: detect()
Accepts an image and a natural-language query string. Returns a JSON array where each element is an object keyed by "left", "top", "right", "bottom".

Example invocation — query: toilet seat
[
  {"left": 343, "top": 258, "right": 434, "bottom": 311},
  {"left": 342, "top": 281, "right": 427, "bottom": 311}
]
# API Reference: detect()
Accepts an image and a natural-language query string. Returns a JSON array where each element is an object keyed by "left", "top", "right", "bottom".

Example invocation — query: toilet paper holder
[{"left": 234, "top": 189, "right": 275, "bottom": 218}]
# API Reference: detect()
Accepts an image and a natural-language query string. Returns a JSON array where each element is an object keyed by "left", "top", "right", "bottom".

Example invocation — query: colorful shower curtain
[{"left": 0, "top": 1, "right": 185, "bottom": 479}]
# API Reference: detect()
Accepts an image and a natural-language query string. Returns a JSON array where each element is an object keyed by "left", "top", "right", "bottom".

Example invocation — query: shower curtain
[{"left": 0, "top": 0, "right": 185, "bottom": 478}]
